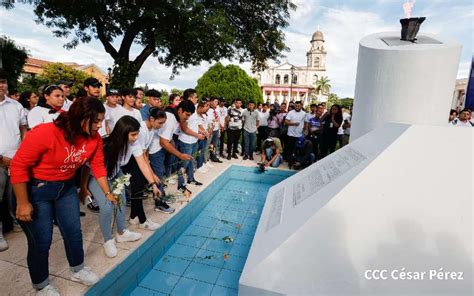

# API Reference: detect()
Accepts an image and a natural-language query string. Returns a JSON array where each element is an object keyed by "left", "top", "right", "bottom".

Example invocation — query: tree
[
  {"left": 339, "top": 97, "right": 354, "bottom": 109},
  {"left": 0, "top": 36, "right": 29, "bottom": 92},
  {"left": 315, "top": 76, "right": 331, "bottom": 95},
  {"left": 327, "top": 93, "right": 340, "bottom": 108},
  {"left": 41, "top": 63, "right": 89, "bottom": 94},
  {"left": 170, "top": 88, "right": 184, "bottom": 97},
  {"left": 10, "top": 1, "right": 296, "bottom": 89},
  {"left": 196, "top": 62, "right": 262, "bottom": 105}
]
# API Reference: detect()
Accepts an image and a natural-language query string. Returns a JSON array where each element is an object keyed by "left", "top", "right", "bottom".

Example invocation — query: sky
[{"left": 0, "top": 0, "right": 472, "bottom": 98}]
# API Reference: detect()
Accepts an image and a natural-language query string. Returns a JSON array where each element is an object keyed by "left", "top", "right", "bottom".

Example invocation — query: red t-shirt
[{"left": 10, "top": 122, "right": 107, "bottom": 184}]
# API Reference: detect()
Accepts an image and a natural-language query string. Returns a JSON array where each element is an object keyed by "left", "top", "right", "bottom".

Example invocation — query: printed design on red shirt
[{"left": 60, "top": 144, "right": 87, "bottom": 173}]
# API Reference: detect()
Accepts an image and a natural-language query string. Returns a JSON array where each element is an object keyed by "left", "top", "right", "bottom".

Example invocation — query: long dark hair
[
  {"left": 19, "top": 91, "right": 35, "bottom": 110},
  {"left": 330, "top": 104, "right": 343, "bottom": 124},
  {"left": 103, "top": 115, "right": 140, "bottom": 177},
  {"left": 54, "top": 96, "right": 105, "bottom": 144}
]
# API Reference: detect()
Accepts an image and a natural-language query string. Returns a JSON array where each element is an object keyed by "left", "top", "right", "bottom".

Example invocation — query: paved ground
[{"left": 0, "top": 155, "right": 290, "bottom": 295}]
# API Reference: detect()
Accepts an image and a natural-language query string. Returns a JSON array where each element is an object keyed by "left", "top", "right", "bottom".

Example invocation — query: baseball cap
[
  {"left": 106, "top": 89, "right": 120, "bottom": 96},
  {"left": 56, "top": 79, "right": 73, "bottom": 87},
  {"left": 83, "top": 77, "right": 102, "bottom": 87}
]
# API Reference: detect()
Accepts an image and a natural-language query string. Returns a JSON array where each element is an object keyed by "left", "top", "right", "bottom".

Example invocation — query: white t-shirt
[
  {"left": 452, "top": 119, "right": 473, "bottom": 127},
  {"left": 138, "top": 121, "right": 153, "bottom": 151},
  {"left": 179, "top": 112, "right": 200, "bottom": 144},
  {"left": 99, "top": 104, "right": 127, "bottom": 136},
  {"left": 206, "top": 108, "right": 220, "bottom": 131},
  {"left": 258, "top": 110, "right": 270, "bottom": 127},
  {"left": 112, "top": 140, "right": 143, "bottom": 176},
  {"left": 159, "top": 112, "right": 179, "bottom": 142},
  {"left": 62, "top": 99, "right": 73, "bottom": 111},
  {"left": 27, "top": 106, "right": 60, "bottom": 129},
  {"left": 216, "top": 105, "right": 228, "bottom": 126},
  {"left": 338, "top": 112, "right": 351, "bottom": 135},
  {"left": 0, "top": 97, "right": 27, "bottom": 158},
  {"left": 285, "top": 109, "right": 306, "bottom": 137},
  {"left": 122, "top": 106, "right": 143, "bottom": 122}
]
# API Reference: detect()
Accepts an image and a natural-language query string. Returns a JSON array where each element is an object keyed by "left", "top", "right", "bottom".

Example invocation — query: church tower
[{"left": 306, "top": 30, "right": 327, "bottom": 70}]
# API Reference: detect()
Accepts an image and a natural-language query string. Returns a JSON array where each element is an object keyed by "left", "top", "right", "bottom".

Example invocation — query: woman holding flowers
[
  {"left": 81, "top": 115, "right": 161, "bottom": 258},
  {"left": 10, "top": 97, "right": 108, "bottom": 295}
]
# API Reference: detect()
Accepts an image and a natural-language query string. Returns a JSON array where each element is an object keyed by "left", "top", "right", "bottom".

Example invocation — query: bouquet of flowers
[{"left": 111, "top": 173, "right": 131, "bottom": 231}]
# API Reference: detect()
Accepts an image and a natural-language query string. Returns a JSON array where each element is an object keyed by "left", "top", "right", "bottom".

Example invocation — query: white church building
[{"left": 255, "top": 30, "right": 328, "bottom": 105}]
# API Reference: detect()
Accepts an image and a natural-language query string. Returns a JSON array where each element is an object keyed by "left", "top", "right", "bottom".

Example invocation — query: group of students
[
  {"left": 0, "top": 68, "right": 356, "bottom": 295},
  {"left": 449, "top": 108, "right": 474, "bottom": 127}
]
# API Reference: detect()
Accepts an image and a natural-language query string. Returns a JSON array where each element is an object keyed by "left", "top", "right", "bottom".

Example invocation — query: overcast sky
[{"left": 0, "top": 0, "right": 471, "bottom": 97}]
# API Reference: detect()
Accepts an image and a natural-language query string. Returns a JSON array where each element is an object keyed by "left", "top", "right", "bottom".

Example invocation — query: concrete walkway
[{"left": 0, "top": 155, "right": 290, "bottom": 295}]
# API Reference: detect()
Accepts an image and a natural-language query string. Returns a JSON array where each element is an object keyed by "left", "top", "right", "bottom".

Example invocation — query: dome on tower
[{"left": 312, "top": 30, "right": 324, "bottom": 42}]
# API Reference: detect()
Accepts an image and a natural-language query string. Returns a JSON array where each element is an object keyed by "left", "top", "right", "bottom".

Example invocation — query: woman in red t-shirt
[{"left": 10, "top": 97, "right": 113, "bottom": 295}]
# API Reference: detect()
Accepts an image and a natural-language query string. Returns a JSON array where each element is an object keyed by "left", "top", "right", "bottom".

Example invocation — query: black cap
[
  {"left": 56, "top": 79, "right": 73, "bottom": 87},
  {"left": 83, "top": 77, "right": 102, "bottom": 87},
  {"left": 106, "top": 89, "right": 120, "bottom": 96}
]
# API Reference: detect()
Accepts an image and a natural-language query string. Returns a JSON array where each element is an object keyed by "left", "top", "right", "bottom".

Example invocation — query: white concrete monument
[
  {"left": 351, "top": 32, "right": 462, "bottom": 141},
  {"left": 240, "top": 123, "right": 473, "bottom": 295},
  {"left": 240, "top": 31, "right": 472, "bottom": 295}
]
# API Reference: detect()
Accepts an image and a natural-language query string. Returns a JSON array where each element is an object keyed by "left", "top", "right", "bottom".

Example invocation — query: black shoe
[
  {"left": 243, "top": 155, "right": 248, "bottom": 160},
  {"left": 80, "top": 211, "right": 86, "bottom": 217},
  {"left": 212, "top": 158, "right": 223, "bottom": 163},
  {"left": 227, "top": 154, "right": 232, "bottom": 160},
  {"left": 219, "top": 153, "right": 225, "bottom": 158},
  {"left": 232, "top": 153, "right": 238, "bottom": 159},
  {"left": 154, "top": 200, "right": 175, "bottom": 214},
  {"left": 188, "top": 180, "right": 203, "bottom": 186},
  {"left": 249, "top": 155, "right": 254, "bottom": 161},
  {"left": 86, "top": 196, "right": 100, "bottom": 213},
  {"left": 178, "top": 185, "right": 192, "bottom": 194}
]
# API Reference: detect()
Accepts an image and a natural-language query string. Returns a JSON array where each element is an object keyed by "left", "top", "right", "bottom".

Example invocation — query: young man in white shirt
[
  {"left": 257, "top": 103, "right": 270, "bottom": 153},
  {"left": 226, "top": 98, "right": 244, "bottom": 159},
  {"left": 216, "top": 98, "right": 228, "bottom": 158},
  {"left": 121, "top": 88, "right": 143, "bottom": 122},
  {"left": 0, "top": 73, "right": 27, "bottom": 251},
  {"left": 83, "top": 77, "right": 102, "bottom": 98},
  {"left": 452, "top": 108, "right": 474, "bottom": 127},
  {"left": 57, "top": 80, "right": 74, "bottom": 111},
  {"left": 206, "top": 97, "right": 223, "bottom": 163},
  {"left": 284, "top": 101, "right": 307, "bottom": 160},
  {"left": 98, "top": 89, "right": 127, "bottom": 136}
]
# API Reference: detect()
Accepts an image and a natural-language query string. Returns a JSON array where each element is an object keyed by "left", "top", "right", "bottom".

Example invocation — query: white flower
[
  {"left": 116, "top": 183, "right": 125, "bottom": 191},
  {"left": 113, "top": 188, "right": 122, "bottom": 195}
]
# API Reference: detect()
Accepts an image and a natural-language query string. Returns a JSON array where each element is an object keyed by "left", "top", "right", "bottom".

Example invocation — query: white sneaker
[
  {"left": 116, "top": 229, "right": 142, "bottom": 243},
  {"left": 197, "top": 166, "right": 208, "bottom": 174},
  {"left": 139, "top": 220, "right": 160, "bottom": 231},
  {"left": 206, "top": 161, "right": 214, "bottom": 168},
  {"left": 129, "top": 217, "right": 139, "bottom": 225},
  {"left": 167, "top": 177, "right": 177, "bottom": 185},
  {"left": 0, "top": 236, "right": 8, "bottom": 252},
  {"left": 103, "top": 239, "right": 117, "bottom": 258},
  {"left": 37, "top": 284, "right": 60, "bottom": 296},
  {"left": 70, "top": 266, "right": 99, "bottom": 286}
]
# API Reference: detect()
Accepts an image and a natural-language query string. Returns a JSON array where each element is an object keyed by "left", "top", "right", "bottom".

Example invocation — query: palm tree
[{"left": 315, "top": 76, "right": 331, "bottom": 95}]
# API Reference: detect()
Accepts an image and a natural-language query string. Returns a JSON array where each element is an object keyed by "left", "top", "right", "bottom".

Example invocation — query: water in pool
[{"left": 131, "top": 179, "right": 271, "bottom": 295}]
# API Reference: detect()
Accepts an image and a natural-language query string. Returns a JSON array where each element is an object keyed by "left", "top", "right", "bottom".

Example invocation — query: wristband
[{"left": 104, "top": 191, "right": 112, "bottom": 198}]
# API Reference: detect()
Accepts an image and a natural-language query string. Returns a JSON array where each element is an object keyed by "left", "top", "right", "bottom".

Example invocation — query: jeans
[
  {"left": 149, "top": 149, "right": 167, "bottom": 196},
  {"left": 227, "top": 129, "right": 241, "bottom": 155},
  {"left": 165, "top": 138, "right": 178, "bottom": 177},
  {"left": 209, "top": 130, "right": 220, "bottom": 160},
  {"left": 178, "top": 141, "right": 197, "bottom": 187},
  {"left": 265, "top": 148, "right": 282, "bottom": 167},
  {"left": 219, "top": 129, "right": 226, "bottom": 155},
  {"left": 196, "top": 139, "right": 207, "bottom": 168},
  {"left": 88, "top": 171, "right": 126, "bottom": 242},
  {"left": 16, "top": 179, "right": 84, "bottom": 289},
  {"left": 243, "top": 130, "right": 257, "bottom": 156}
]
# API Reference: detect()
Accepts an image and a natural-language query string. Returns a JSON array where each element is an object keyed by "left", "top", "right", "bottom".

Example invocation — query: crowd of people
[{"left": 3, "top": 67, "right": 472, "bottom": 295}]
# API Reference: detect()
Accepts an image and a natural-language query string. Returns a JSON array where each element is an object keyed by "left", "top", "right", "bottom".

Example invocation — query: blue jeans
[
  {"left": 178, "top": 141, "right": 197, "bottom": 187},
  {"left": 196, "top": 139, "right": 207, "bottom": 168},
  {"left": 16, "top": 179, "right": 84, "bottom": 289},
  {"left": 209, "top": 130, "right": 219, "bottom": 160},
  {"left": 265, "top": 148, "right": 282, "bottom": 167},
  {"left": 88, "top": 172, "right": 126, "bottom": 242},
  {"left": 243, "top": 130, "right": 257, "bottom": 156},
  {"left": 165, "top": 139, "right": 178, "bottom": 177},
  {"left": 149, "top": 149, "right": 167, "bottom": 196}
]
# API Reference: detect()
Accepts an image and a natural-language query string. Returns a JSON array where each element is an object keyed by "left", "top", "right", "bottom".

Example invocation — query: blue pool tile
[
  {"left": 164, "top": 244, "right": 199, "bottom": 259},
  {"left": 183, "top": 224, "right": 213, "bottom": 236},
  {"left": 154, "top": 256, "right": 191, "bottom": 276},
  {"left": 216, "top": 270, "right": 242, "bottom": 290},
  {"left": 130, "top": 286, "right": 166, "bottom": 296},
  {"left": 192, "top": 216, "right": 218, "bottom": 228},
  {"left": 222, "top": 254, "right": 246, "bottom": 272},
  {"left": 171, "top": 277, "right": 214, "bottom": 296},
  {"left": 229, "top": 243, "right": 251, "bottom": 258},
  {"left": 211, "top": 285, "right": 238, "bottom": 296},
  {"left": 194, "top": 248, "right": 225, "bottom": 269},
  {"left": 210, "top": 227, "right": 239, "bottom": 237},
  {"left": 201, "top": 238, "right": 233, "bottom": 253},
  {"left": 139, "top": 270, "right": 179, "bottom": 294},
  {"left": 175, "top": 233, "right": 207, "bottom": 248},
  {"left": 183, "top": 261, "right": 221, "bottom": 284},
  {"left": 234, "top": 233, "right": 254, "bottom": 246}
]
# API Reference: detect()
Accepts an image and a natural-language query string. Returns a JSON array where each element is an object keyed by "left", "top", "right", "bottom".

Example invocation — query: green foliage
[
  {"left": 196, "top": 63, "right": 263, "bottom": 105},
  {"left": 14, "top": 0, "right": 295, "bottom": 88},
  {"left": 0, "top": 36, "right": 29, "bottom": 92},
  {"left": 339, "top": 97, "right": 354, "bottom": 109},
  {"left": 19, "top": 63, "right": 89, "bottom": 95},
  {"left": 170, "top": 88, "right": 184, "bottom": 97},
  {"left": 326, "top": 93, "right": 340, "bottom": 108},
  {"left": 315, "top": 76, "right": 331, "bottom": 95}
]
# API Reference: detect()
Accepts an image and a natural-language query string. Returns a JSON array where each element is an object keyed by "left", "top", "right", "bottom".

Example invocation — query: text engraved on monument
[
  {"left": 265, "top": 188, "right": 285, "bottom": 232},
  {"left": 293, "top": 147, "right": 367, "bottom": 207}
]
